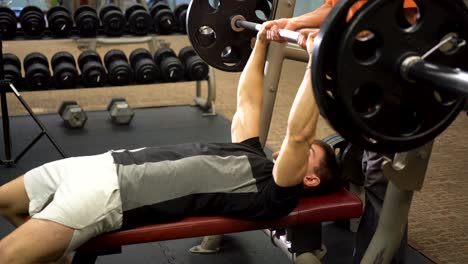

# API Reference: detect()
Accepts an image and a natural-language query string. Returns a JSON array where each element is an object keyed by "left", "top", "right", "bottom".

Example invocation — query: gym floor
[{"left": 1, "top": 35, "right": 467, "bottom": 263}]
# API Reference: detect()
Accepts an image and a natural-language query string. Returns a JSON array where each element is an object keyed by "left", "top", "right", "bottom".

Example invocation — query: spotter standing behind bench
[{"left": 0, "top": 28, "right": 341, "bottom": 264}]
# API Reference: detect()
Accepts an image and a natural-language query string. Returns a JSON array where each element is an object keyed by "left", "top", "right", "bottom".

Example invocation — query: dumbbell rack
[{"left": 0, "top": 38, "right": 66, "bottom": 167}]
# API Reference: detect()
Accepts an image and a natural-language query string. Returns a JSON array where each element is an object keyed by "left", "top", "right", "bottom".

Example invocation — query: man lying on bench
[{"left": 0, "top": 27, "right": 342, "bottom": 264}]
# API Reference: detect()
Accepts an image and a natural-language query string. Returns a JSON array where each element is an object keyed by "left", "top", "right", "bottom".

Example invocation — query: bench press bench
[{"left": 73, "top": 187, "right": 362, "bottom": 263}]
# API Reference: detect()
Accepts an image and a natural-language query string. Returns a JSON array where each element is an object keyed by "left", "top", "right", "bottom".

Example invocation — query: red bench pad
[{"left": 77, "top": 188, "right": 362, "bottom": 252}]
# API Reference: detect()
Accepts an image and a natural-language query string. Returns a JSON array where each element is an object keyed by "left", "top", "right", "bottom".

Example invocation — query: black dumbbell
[
  {"left": 174, "top": 4, "right": 188, "bottom": 33},
  {"left": 107, "top": 97, "right": 135, "bottom": 125},
  {"left": 74, "top": 6, "right": 99, "bottom": 37},
  {"left": 51, "top": 51, "right": 78, "bottom": 89},
  {"left": 150, "top": 2, "right": 176, "bottom": 34},
  {"left": 47, "top": 6, "right": 73, "bottom": 38},
  {"left": 125, "top": 5, "right": 152, "bottom": 36},
  {"left": 58, "top": 101, "right": 87, "bottom": 129},
  {"left": 178, "top": 46, "right": 209, "bottom": 81},
  {"left": 99, "top": 5, "right": 126, "bottom": 36},
  {"left": 24, "top": 52, "right": 51, "bottom": 90},
  {"left": 154, "top": 47, "right": 185, "bottom": 82},
  {"left": 0, "top": 7, "right": 17, "bottom": 40},
  {"left": 19, "top": 6, "right": 46, "bottom": 38},
  {"left": 78, "top": 50, "right": 107, "bottom": 88},
  {"left": 129, "top": 48, "right": 160, "bottom": 84},
  {"left": 104, "top": 49, "right": 133, "bottom": 86},
  {"left": 3, "top": 53, "right": 22, "bottom": 87}
]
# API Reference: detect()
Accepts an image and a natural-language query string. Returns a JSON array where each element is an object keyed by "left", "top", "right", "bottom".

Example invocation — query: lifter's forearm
[
  {"left": 273, "top": 67, "right": 320, "bottom": 186},
  {"left": 285, "top": 68, "right": 319, "bottom": 145},
  {"left": 292, "top": 3, "right": 332, "bottom": 28},
  {"left": 236, "top": 40, "right": 268, "bottom": 106}
]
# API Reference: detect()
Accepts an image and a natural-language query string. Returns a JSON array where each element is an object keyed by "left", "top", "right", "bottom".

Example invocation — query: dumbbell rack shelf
[
  {"left": 5, "top": 30, "right": 187, "bottom": 42},
  {"left": 0, "top": 38, "right": 67, "bottom": 167}
]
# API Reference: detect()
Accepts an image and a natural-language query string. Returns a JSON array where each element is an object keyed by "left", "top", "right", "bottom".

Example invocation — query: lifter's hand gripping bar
[{"left": 233, "top": 19, "right": 300, "bottom": 43}]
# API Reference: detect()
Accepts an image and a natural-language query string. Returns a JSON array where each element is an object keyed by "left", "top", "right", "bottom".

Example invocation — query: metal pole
[
  {"left": 361, "top": 142, "right": 433, "bottom": 263},
  {"left": 259, "top": 0, "right": 296, "bottom": 146},
  {"left": 361, "top": 182, "right": 413, "bottom": 264},
  {"left": 285, "top": 43, "right": 309, "bottom": 63},
  {"left": 0, "top": 38, "right": 13, "bottom": 164}
]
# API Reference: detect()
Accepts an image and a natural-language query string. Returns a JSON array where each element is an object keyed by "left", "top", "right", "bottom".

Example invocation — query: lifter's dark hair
[{"left": 302, "top": 139, "right": 343, "bottom": 196}]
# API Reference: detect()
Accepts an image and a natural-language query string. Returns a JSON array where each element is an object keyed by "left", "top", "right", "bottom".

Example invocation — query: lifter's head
[
  {"left": 273, "top": 140, "right": 342, "bottom": 195},
  {"left": 302, "top": 140, "right": 342, "bottom": 195}
]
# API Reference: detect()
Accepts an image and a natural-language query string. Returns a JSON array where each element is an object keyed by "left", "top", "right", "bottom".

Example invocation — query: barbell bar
[{"left": 232, "top": 16, "right": 300, "bottom": 43}]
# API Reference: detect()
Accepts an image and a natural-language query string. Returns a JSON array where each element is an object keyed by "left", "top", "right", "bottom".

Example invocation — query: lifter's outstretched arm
[
  {"left": 273, "top": 33, "right": 320, "bottom": 187},
  {"left": 231, "top": 30, "right": 269, "bottom": 143}
]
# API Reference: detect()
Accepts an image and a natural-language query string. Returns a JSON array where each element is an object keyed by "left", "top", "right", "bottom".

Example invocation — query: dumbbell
[
  {"left": 104, "top": 49, "right": 133, "bottom": 86},
  {"left": 150, "top": 2, "right": 176, "bottom": 34},
  {"left": 74, "top": 6, "right": 99, "bottom": 37},
  {"left": 2, "top": 53, "right": 22, "bottom": 87},
  {"left": 51, "top": 51, "right": 78, "bottom": 89},
  {"left": 47, "top": 6, "right": 73, "bottom": 38},
  {"left": 154, "top": 47, "right": 185, "bottom": 82},
  {"left": 0, "top": 7, "right": 17, "bottom": 40},
  {"left": 58, "top": 101, "right": 87, "bottom": 129},
  {"left": 78, "top": 50, "right": 107, "bottom": 88},
  {"left": 129, "top": 49, "right": 160, "bottom": 84},
  {"left": 174, "top": 4, "right": 188, "bottom": 33},
  {"left": 19, "top": 6, "right": 46, "bottom": 38},
  {"left": 178, "top": 46, "right": 209, "bottom": 81},
  {"left": 24, "top": 52, "right": 51, "bottom": 90},
  {"left": 99, "top": 5, "right": 126, "bottom": 36},
  {"left": 107, "top": 97, "right": 135, "bottom": 125},
  {"left": 125, "top": 5, "right": 152, "bottom": 35}
]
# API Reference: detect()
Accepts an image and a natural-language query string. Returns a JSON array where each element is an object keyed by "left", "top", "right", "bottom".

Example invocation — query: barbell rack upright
[{"left": 0, "top": 38, "right": 67, "bottom": 167}]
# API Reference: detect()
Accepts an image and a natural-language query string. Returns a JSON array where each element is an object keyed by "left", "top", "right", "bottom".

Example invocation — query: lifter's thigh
[{"left": 0, "top": 218, "right": 74, "bottom": 264}]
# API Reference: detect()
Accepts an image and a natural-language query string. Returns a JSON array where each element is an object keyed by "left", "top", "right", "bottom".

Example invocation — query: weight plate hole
[
  {"left": 433, "top": 89, "right": 458, "bottom": 106},
  {"left": 208, "top": 0, "right": 221, "bottom": 10},
  {"left": 352, "top": 83, "right": 383, "bottom": 118},
  {"left": 221, "top": 46, "right": 241, "bottom": 66},
  {"left": 352, "top": 30, "right": 381, "bottom": 64},
  {"left": 396, "top": 0, "right": 419, "bottom": 31},
  {"left": 196, "top": 26, "right": 217, "bottom": 48}
]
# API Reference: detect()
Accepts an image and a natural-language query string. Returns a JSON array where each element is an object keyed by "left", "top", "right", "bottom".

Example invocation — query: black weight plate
[
  {"left": 186, "top": 56, "right": 209, "bottom": 80},
  {"left": 104, "top": 49, "right": 128, "bottom": 67},
  {"left": 47, "top": 6, "right": 72, "bottom": 37},
  {"left": 129, "top": 48, "right": 152, "bottom": 66},
  {"left": 125, "top": 5, "right": 152, "bottom": 35},
  {"left": 340, "top": 144, "right": 364, "bottom": 185},
  {"left": 81, "top": 61, "right": 107, "bottom": 87},
  {"left": 187, "top": 0, "right": 267, "bottom": 72},
  {"left": 3, "top": 53, "right": 21, "bottom": 69},
  {"left": 0, "top": 7, "right": 17, "bottom": 40},
  {"left": 74, "top": 6, "right": 99, "bottom": 37},
  {"left": 53, "top": 63, "right": 78, "bottom": 89},
  {"left": 100, "top": 5, "right": 126, "bottom": 36},
  {"left": 178, "top": 45, "right": 196, "bottom": 64},
  {"left": 154, "top": 47, "right": 176, "bottom": 65},
  {"left": 24, "top": 52, "right": 48, "bottom": 69},
  {"left": 78, "top": 50, "right": 103, "bottom": 70},
  {"left": 51, "top": 51, "right": 76, "bottom": 69},
  {"left": 336, "top": 0, "right": 467, "bottom": 152},
  {"left": 20, "top": 6, "right": 46, "bottom": 38}
]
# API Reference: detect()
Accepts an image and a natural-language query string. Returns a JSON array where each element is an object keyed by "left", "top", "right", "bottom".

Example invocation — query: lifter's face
[{"left": 304, "top": 144, "right": 325, "bottom": 188}]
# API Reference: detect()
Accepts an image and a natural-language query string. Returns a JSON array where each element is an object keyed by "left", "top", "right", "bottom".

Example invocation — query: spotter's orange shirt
[{"left": 325, "top": 0, "right": 417, "bottom": 21}]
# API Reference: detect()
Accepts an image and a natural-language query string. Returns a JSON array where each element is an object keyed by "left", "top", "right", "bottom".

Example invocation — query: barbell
[{"left": 187, "top": 0, "right": 468, "bottom": 153}]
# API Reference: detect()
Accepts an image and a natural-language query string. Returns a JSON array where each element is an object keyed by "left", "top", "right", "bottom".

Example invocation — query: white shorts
[{"left": 24, "top": 152, "right": 123, "bottom": 253}]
